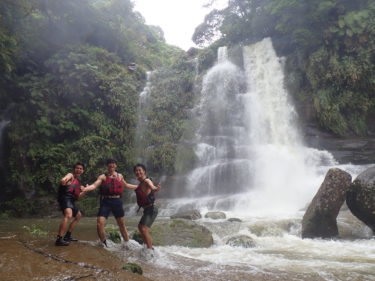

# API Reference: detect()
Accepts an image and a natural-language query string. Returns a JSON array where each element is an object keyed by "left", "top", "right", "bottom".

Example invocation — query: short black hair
[
  {"left": 106, "top": 158, "right": 117, "bottom": 165},
  {"left": 73, "top": 162, "right": 85, "bottom": 170},
  {"left": 133, "top": 163, "right": 146, "bottom": 173}
]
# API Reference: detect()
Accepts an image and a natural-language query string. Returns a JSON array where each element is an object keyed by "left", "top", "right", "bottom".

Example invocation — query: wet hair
[
  {"left": 133, "top": 163, "right": 146, "bottom": 173},
  {"left": 106, "top": 158, "right": 117, "bottom": 165},
  {"left": 73, "top": 162, "right": 85, "bottom": 170}
]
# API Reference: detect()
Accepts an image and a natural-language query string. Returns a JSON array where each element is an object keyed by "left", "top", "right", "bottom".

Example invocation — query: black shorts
[
  {"left": 97, "top": 198, "right": 124, "bottom": 219},
  {"left": 58, "top": 197, "right": 79, "bottom": 217},
  {"left": 139, "top": 206, "right": 158, "bottom": 227}
]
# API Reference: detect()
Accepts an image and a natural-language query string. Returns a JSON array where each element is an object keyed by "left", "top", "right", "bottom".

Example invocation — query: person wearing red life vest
[
  {"left": 84, "top": 159, "right": 129, "bottom": 247},
  {"left": 123, "top": 163, "right": 161, "bottom": 250},
  {"left": 56, "top": 162, "right": 86, "bottom": 246}
]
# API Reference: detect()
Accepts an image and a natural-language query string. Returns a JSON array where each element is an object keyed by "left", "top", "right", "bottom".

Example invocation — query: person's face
[
  {"left": 134, "top": 166, "right": 146, "bottom": 180},
  {"left": 107, "top": 162, "right": 117, "bottom": 173},
  {"left": 74, "top": 165, "right": 84, "bottom": 176}
]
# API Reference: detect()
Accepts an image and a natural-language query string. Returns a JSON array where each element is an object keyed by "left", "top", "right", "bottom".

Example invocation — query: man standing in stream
[
  {"left": 83, "top": 159, "right": 130, "bottom": 247},
  {"left": 122, "top": 163, "right": 161, "bottom": 258},
  {"left": 56, "top": 162, "right": 86, "bottom": 246}
]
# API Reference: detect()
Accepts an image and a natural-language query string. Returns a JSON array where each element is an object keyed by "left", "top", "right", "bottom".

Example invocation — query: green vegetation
[
  {"left": 1, "top": 0, "right": 375, "bottom": 216},
  {"left": 76, "top": 196, "right": 99, "bottom": 217},
  {"left": 122, "top": 263, "right": 143, "bottom": 275},
  {"left": 193, "top": 0, "right": 375, "bottom": 136},
  {"left": 23, "top": 224, "right": 48, "bottom": 236},
  {"left": 106, "top": 225, "right": 121, "bottom": 243},
  {"left": 136, "top": 56, "right": 197, "bottom": 174},
  {"left": 0, "top": 0, "right": 190, "bottom": 215}
]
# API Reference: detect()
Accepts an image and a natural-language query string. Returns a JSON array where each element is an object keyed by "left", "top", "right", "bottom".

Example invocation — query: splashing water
[{"left": 168, "top": 38, "right": 339, "bottom": 216}]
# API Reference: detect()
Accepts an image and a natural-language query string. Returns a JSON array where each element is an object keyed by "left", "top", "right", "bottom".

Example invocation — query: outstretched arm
[
  {"left": 82, "top": 175, "right": 105, "bottom": 192},
  {"left": 78, "top": 185, "right": 88, "bottom": 198},
  {"left": 60, "top": 173, "right": 73, "bottom": 186},
  {"left": 144, "top": 178, "right": 161, "bottom": 192},
  {"left": 121, "top": 175, "right": 138, "bottom": 189}
]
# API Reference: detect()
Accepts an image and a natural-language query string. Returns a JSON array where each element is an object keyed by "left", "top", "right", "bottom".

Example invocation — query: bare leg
[
  {"left": 138, "top": 224, "right": 153, "bottom": 249},
  {"left": 97, "top": 216, "right": 107, "bottom": 242},
  {"left": 116, "top": 217, "right": 129, "bottom": 242},
  {"left": 58, "top": 208, "right": 73, "bottom": 237},
  {"left": 67, "top": 211, "right": 82, "bottom": 233}
]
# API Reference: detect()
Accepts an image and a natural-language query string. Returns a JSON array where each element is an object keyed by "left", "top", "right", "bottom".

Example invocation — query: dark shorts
[
  {"left": 97, "top": 198, "right": 124, "bottom": 219},
  {"left": 139, "top": 206, "right": 158, "bottom": 228},
  {"left": 58, "top": 197, "right": 79, "bottom": 217}
]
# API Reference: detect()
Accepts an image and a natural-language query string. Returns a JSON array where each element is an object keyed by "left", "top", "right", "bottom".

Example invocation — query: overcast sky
[{"left": 133, "top": 0, "right": 228, "bottom": 50}]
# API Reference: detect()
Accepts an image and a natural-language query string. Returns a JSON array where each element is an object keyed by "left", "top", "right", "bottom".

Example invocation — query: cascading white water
[
  {"left": 234, "top": 38, "right": 337, "bottom": 215},
  {"left": 174, "top": 38, "right": 337, "bottom": 215},
  {"left": 135, "top": 71, "right": 153, "bottom": 162},
  {"left": 117, "top": 38, "right": 374, "bottom": 281}
]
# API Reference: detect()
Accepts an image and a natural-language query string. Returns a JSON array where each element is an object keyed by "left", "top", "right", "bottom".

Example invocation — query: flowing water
[
  {"left": 135, "top": 71, "right": 154, "bottom": 163},
  {"left": 137, "top": 38, "right": 374, "bottom": 280},
  {"left": 3, "top": 38, "right": 373, "bottom": 281}
]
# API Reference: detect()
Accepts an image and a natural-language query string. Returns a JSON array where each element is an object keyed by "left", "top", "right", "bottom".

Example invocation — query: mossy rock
[
  {"left": 226, "top": 235, "right": 255, "bottom": 248},
  {"left": 149, "top": 219, "right": 213, "bottom": 248},
  {"left": 122, "top": 263, "right": 143, "bottom": 275},
  {"left": 132, "top": 231, "right": 143, "bottom": 244},
  {"left": 105, "top": 225, "right": 121, "bottom": 243}
]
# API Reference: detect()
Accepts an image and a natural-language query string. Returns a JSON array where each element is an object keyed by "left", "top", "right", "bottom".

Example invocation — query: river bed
[{"left": 0, "top": 212, "right": 374, "bottom": 281}]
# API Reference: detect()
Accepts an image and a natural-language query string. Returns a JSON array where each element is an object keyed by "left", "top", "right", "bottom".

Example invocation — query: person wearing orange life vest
[
  {"left": 83, "top": 159, "right": 129, "bottom": 247},
  {"left": 56, "top": 162, "right": 86, "bottom": 246},
  {"left": 123, "top": 163, "right": 161, "bottom": 250}
]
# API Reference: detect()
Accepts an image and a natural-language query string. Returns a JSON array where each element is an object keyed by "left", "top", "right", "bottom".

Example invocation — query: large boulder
[
  {"left": 346, "top": 166, "right": 375, "bottom": 232},
  {"left": 302, "top": 168, "right": 352, "bottom": 238},
  {"left": 149, "top": 219, "right": 213, "bottom": 247}
]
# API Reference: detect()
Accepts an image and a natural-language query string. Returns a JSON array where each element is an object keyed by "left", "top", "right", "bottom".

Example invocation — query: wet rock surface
[
  {"left": 346, "top": 165, "right": 375, "bottom": 232},
  {"left": 226, "top": 235, "right": 255, "bottom": 248},
  {"left": 170, "top": 209, "right": 202, "bottom": 220},
  {"left": 302, "top": 168, "right": 352, "bottom": 238},
  {"left": 150, "top": 219, "right": 214, "bottom": 247},
  {"left": 0, "top": 236, "right": 149, "bottom": 281},
  {"left": 303, "top": 125, "right": 375, "bottom": 164}
]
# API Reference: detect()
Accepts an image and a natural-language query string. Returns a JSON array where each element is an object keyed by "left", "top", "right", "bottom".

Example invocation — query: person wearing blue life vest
[
  {"left": 123, "top": 163, "right": 161, "bottom": 252},
  {"left": 55, "top": 162, "right": 86, "bottom": 246}
]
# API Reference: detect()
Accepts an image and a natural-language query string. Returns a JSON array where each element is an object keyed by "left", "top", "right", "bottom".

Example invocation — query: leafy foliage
[
  {"left": 193, "top": 0, "right": 375, "bottom": 136},
  {"left": 136, "top": 56, "right": 197, "bottom": 174},
  {"left": 0, "top": 0, "right": 184, "bottom": 214}
]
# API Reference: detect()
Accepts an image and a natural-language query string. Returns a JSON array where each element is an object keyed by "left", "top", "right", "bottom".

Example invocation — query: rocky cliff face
[
  {"left": 297, "top": 101, "right": 375, "bottom": 164},
  {"left": 303, "top": 124, "right": 375, "bottom": 164}
]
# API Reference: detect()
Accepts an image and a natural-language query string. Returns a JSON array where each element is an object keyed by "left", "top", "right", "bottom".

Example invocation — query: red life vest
[
  {"left": 100, "top": 174, "right": 124, "bottom": 196},
  {"left": 67, "top": 178, "right": 81, "bottom": 200},
  {"left": 135, "top": 179, "right": 155, "bottom": 207}
]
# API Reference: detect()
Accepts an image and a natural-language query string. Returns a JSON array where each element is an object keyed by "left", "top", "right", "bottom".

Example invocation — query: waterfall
[
  {"left": 135, "top": 71, "right": 153, "bottom": 163},
  {"left": 170, "top": 38, "right": 336, "bottom": 215}
]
